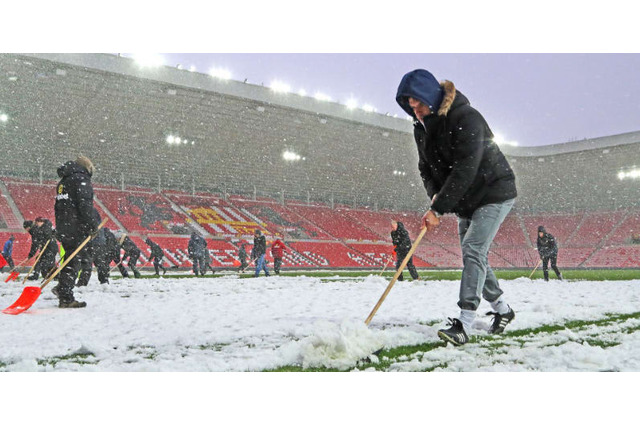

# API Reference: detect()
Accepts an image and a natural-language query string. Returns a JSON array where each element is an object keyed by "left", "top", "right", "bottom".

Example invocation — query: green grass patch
[
  {"left": 267, "top": 311, "right": 640, "bottom": 372},
  {"left": 37, "top": 352, "right": 97, "bottom": 368}
]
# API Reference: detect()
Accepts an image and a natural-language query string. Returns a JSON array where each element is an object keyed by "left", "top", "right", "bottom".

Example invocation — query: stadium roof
[{"left": 17, "top": 53, "right": 413, "bottom": 134}]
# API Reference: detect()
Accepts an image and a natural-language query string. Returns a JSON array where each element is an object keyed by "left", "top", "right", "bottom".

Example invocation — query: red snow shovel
[
  {"left": 3, "top": 219, "right": 107, "bottom": 315},
  {"left": 365, "top": 226, "right": 427, "bottom": 325},
  {"left": 4, "top": 258, "right": 30, "bottom": 283},
  {"left": 5, "top": 271, "right": 20, "bottom": 283}
]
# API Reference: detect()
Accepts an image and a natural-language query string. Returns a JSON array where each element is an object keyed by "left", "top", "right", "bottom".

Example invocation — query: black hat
[
  {"left": 23, "top": 220, "right": 33, "bottom": 229},
  {"left": 538, "top": 226, "right": 546, "bottom": 233}
]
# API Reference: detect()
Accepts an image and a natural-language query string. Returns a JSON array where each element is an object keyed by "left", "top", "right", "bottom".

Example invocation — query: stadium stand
[
  {"left": 96, "top": 187, "right": 193, "bottom": 235},
  {"left": 1, "top": 53, "right": 640, "bottom": 270}
]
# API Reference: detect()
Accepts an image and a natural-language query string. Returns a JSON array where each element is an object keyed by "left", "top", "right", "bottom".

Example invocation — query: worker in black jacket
[
  {"left": 188, "top": 232, "right": 207, "bottom": 276},
  {"left": 53, "top": 156, "right": 100, "bottom": 308},
  {"left": 145, "top": 237, "right": 167, "bottom": 275},
  {"left": 24, "top": 218, "right": 58, "bottom": 280},
  {"left": 251, "top": 229, "right": 269, "bottom": 277},
  {"left": 390, "top": 221, "right": 419, "bottom": 281},
  {"left": 537, "top": 226, "right": 563, "bottom": 281},
  {"left": 120, "top": 235, "right": 142, "bottom": 278},
  {"left": 396, "top": 69, "right": 517, "bottom": 345},
  {"left": 106, "top": 229, "right": 129, "bottom": 278}
]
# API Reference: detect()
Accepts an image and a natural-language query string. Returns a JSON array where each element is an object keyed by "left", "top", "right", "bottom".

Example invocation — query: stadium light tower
[{"left": 133, "top": 53, "right": 165, "bottom": 68}]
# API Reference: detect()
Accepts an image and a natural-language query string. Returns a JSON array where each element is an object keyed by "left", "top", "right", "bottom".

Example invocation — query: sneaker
[
  {"left": 59, "top": 300, "right": 87, "bottom": 308},
  {"left": 437, "top": 318, "right": 469, "bottom": 346},
  {"left": 486, "top": 306, "right": 515, "bottom": 334},
  {"left": 28, "top": 273, "right": 39, "bottom": 281}
]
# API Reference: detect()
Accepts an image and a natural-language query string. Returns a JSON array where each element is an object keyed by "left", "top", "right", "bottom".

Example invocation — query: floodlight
[
  {"left": 0, "top": 113, "right": 8, "bottom": 122},
  {"left": 209, "top": 67, "right": 232, "bottom": 80},
  {"left": 270, "top": 80, "right": 291, "bottom": 93},
  {"left": 314, "top": 92, "right": 331, "bottom": 102},
  {"left": 618, "top": 168, "right": 640, "bottom": 180},
  {"left": 362, "top": 104, "right": 376, "bottom": 112},
  {"left": 133, "top": 53, "right": 165, "bottom": 68},
  {"left": 189, "top": 66, "right": 196, "bottom": 72},
  {"left": 175, "top": 137, "right": 181, "bottom": 144},
  {"left": 298, "top": 89, "right": 307, "bottom": 96},
  {"left": 345, "top": 98, "right": 358, "bottom": 110},
  {"left": 166, "top": 135, "right": 175, "bottom": 144}
]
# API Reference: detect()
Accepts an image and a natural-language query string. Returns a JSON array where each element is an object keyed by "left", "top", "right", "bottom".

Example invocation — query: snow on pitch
[{"left": 1, "top": 273, "right": 640, "bottom": 372}]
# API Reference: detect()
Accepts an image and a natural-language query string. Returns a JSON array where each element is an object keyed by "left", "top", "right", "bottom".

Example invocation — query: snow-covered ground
[{"left": 1, "top": 273, "right": 640, "bottom": 372}]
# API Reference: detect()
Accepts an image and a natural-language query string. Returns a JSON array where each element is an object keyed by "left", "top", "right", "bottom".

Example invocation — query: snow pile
[{"left": 297, "top": 320, "right": 384, "bottom": 370}]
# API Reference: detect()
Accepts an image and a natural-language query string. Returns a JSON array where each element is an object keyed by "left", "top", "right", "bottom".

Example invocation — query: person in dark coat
[
  {"left": 106, "top": 229, "right": 129, "bottom": 278},
  {"left": 537, "top": 226, "right": 563, "bottom": 281},
  {"left": 120, "top": 235, "right": 142, "bottom": 278},
  {"left": 53, "top": 156, "right": 100, "bottom": 308},
  {"left": 26, "top": 217, "right": 58, "bottom": 281},
  {"left": 396, "top": 69, "right": 517, "bottom": 345},
  {"left": 390, "top": 221, "right": 419, "bottom": 281},
  {"left": 1, "top": 235, "right": 15, "bottom": 271},
  {"left": 75, "top": 208, "right": 102, "bottom": 287},
  {"left": 271, "top": 238, "right": 286, "bottom": 275},
  {"left": 238, "top": 243, "right": 248, "bottom": 272},
  {"left": 91, "top": 227, "right": 110, "bottom": 284},
  {"left": 188, "top": 232, "right": 207, "bottom": 276},
  {"left": 145, "top": 237, "right": 167, "bottom": 275},
  {"left": 251, "top": 229, "right": 269, "bottom": 277}
]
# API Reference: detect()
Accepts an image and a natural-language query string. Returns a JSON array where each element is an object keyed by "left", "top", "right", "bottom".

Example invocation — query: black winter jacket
[
  {"left": 252, "top": 234, "right": 266, "bottom": 258},
  {"left": 146, "top": 239, "right": 163, "bottom": 261},
  {"left": 397, "top": 79, "right": 517, "bottom": 218},
  {"left": 537, "top": 227, "right": 558, "bottom": 258},
  {"left": 121, "top": 236, "right": 140, "bottom": 257},
  {"left": 55, "top": 161, "right": 99, "bottom": 242},
  {"left": 104, "top": 228, "right": 120, "bottom": 260},
  {"left": 188, "top": 234, "right": 207, "bottom": 258},
  {"left": 28, "top": 219, "right": 58, "bottom": 258},
  {"left": 390, "top": 222, "right": 412, "bottom": 254}
]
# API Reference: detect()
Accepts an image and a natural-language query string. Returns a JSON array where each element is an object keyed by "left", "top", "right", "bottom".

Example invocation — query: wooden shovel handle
[
  {"left": 365, "top": 226, "right": 427, "bottom": 325},
  {"left": 20, "top": 239, "right": 51, "bottom": 285}
]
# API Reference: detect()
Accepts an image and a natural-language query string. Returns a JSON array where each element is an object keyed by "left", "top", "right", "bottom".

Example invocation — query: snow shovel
[
  {"left": 529, "top": 258, "right": 542, "bottom": 279},
  {"left": 365, "top": 226, "right": 427, "bottom": 325},
  {"left": 4, "top": 257, "right": 31, "bottom": 282},
  {"left": 5, "top": 270, "right": 20, "bottom": 283},
  {"left": 18, "top": 239, "right": 51, "bottom": 286},
  {"left": 2, "top": 219, "right": 107, "bottom": 315},
  {"left": 240, "top": 259, "right": 256, "bottom": 273}
]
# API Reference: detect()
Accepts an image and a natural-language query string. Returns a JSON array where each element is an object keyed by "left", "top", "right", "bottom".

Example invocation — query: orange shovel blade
[{"left": 2, "top": 286, "right": 42, "bottom": 315}]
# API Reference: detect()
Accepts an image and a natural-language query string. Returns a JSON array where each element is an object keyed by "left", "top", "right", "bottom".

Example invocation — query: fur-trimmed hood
[{"left": 396, "top": 69, "right": 462, "bottom": 119}]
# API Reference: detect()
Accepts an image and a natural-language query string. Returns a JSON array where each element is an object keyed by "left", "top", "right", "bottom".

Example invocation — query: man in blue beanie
[{"left": 396, "top": 69, "right": 518, "bottom": 345}]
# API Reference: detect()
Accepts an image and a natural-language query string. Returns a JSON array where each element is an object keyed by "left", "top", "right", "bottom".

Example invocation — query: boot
[{"left": 59, "top": 300, "right": 87, "bottom": 308}]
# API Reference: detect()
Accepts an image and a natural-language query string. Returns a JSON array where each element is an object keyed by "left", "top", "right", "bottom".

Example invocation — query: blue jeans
[
  {"left": 255, "top": 254, "right": 270, "bottom": 277},
  {"left": 457, "top": 199, "right": 515, "bottom": 311}
]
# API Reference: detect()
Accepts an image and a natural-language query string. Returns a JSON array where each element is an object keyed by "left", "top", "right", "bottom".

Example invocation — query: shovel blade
[
  {"left": 5, "top": 271, "right": 19, "bottom": 283},
  {"left": 2, "top": 286, "right": 42, "bottom": 315}
]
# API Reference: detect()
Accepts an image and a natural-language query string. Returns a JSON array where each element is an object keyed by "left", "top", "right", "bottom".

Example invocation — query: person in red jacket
[{"left": 271, "top": 238, "right": 286, "bottom": 275}]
